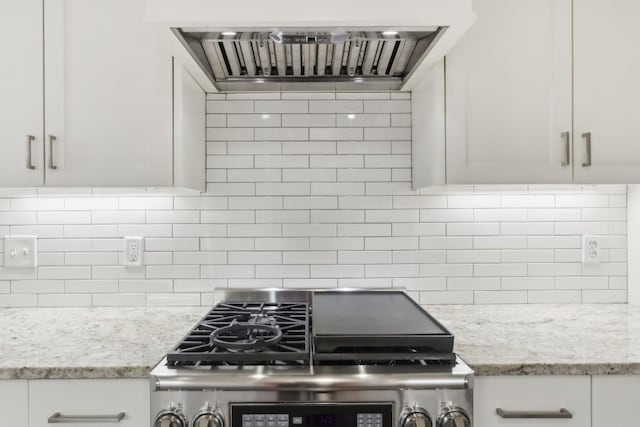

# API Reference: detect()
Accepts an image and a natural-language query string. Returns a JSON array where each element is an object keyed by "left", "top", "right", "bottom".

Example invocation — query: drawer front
[
  {"left": 29, "top": 379, "right": 149, "bottom": 427},
  {"left": 474, "top": 376, "right": 590, "bottom": 427},
  {"left": 0, "top": 380, "right": 29, "bottom": 427}
]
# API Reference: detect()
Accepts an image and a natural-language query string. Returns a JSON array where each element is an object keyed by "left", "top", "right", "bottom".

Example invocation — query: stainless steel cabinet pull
[
  {"left": 561, "top": 131, "right": 570, "bottom": 166},
  {"left": 48, "top": 412, "right": 125, "bottom": 423},
  {"left": 49, "top": 135, "right": 58, "bottom": 170},
  {"left": 27, "top": 135, "right": 36, "bottom": 170},
  {"left": 496, "top": 408, "right": 573, "bottom": 419},
  {"left": 582, "top": 132, "right": 592, "bottom": 167}
]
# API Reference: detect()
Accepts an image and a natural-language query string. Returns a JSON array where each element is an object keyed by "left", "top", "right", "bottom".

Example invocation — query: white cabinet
[
  {"left": 29, "top": 379, "right": 149, "bottom": 427},
  {"left": 474, "top": 376, "right": 591, "bottom": 427},
  {"left": 0, "top": 380, "right": 28, "bottom": 427},
  {"left": 0, "top": 0, "right": 44, "bottom": 187},
  {"left": 416, "top": 0, "right": 640, "bottom": 186},
  {"left": 173, "top": 63, "right": 206, "bottom": 192},
  {"left": 445, "top": 0, "right": 572, "bottom": 184},
  {"left": 592, "top": 375, "right": 640, "bottom": 426},
  {"left": 573, "top": 0, "right": 640, "bottom": 183},
  {"left": 0, "top": 0, "right": 204, "bottom": 189},
  {"left": 43, "top": 0, "right": 173, "bottom": 187}
]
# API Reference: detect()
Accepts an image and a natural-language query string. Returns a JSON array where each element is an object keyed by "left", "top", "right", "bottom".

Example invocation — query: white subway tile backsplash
[
  {"left": 310, "top": 128, "right": 363, "bottom": 141},
  {"left": 475, "top": 291, "right": 528, "bottom": 304},
  {"left": 255, "top": 100, "right": 308, "bottom": 114},
  {"left": 227, "top": 142, "right": 282, "bottom": 155},
  {"left": 284, "top": 196, "right": 337, "bottom": 210},
  {"left": 339, "top": 251, "right": 392, "bottom": 264},
  {"left": 338, "top": 141, "right": 391, "bottom": 155},
  {"left": 256, "top": 210, "right": 308, "bottom": 223},
  {"left": 255, "top": 128, "right": 308, "bottom": 141},
  {"left": 206, "top": 100, "right": 253, "bottom": 113},
  {"left": 0, "top": 93, "right": 626, "bottom": 306},
  {"left": 364, "top": 127, "right": 411, "bottom": 141},
  {"left": 283, "top": 168, "right": 336, "bottom": 182},
  {"left": 310, "top": 100, "right": 363, "bottom": 114},
  {"left": 337, "top": 114, "right": 390, "bottom": 127},
  {"left": 282, "top": 142, "right": 336, "bottom": 155},
  {"left": 227, "top": 114, "right": 281, "bottom": 128},
  {"left": 255, "top": 237, "right": 309, "bottom": 251},
  {"left": 255, "top": 155, "right": 308, "bottom": 168},
  {"left": 528, "top": 290, "right": 582, "bottom": 303},
  {"left": 257, "top": 183, "right": 310, "bottom": 196},
  {"left": 282, "top": 114, "right": 335, "bottom": 127},
  {"left": 501, "top": 277, "right": 555, "bottom": 290},
  {"left": 310, "top": 155, "right": 364, "bottom": 169},
  {"left": 283, "top": 251, "right": 336, "bottom": 265}
]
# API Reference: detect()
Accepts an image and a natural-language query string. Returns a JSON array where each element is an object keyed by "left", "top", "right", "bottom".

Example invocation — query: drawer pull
[
  {"left": 48, "top": 412, "right": 125, "bottom": 423},
  {"left": 496, "top": 408, "right": 573, "bottom": 419}
]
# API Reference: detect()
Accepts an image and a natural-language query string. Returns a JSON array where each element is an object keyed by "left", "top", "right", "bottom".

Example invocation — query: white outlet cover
[
  {"left": 124, "top": 236, "right": 144, "bottom": 267},
  {"left": 582, "top": 235, "right": 603, "bottom": 264},
  {"left": 4, "top": 235, "right": 37, "bottom": 268}
]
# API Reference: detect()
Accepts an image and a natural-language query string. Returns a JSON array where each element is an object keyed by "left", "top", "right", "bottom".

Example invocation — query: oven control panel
[{"left": 232, "top": 404, "right": 393, "bottom": 427}]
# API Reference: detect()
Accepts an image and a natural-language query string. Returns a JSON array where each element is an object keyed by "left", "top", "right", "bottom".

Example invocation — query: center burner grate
[{"left": 166, "top": 302, "right": 310, "bottom": 367}]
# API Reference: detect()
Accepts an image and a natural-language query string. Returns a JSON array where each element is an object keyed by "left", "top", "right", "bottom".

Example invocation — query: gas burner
[
  {"left": 210, "top": 313, "right": 283, "bottom": 352},
  {"left": 166, "top": 302, "right": 309, "bottom": 367}
]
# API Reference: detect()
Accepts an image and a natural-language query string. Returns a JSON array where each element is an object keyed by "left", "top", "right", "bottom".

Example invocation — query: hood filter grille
[{"left": 176, "top": 29, "right": 441, "bottom": 91}]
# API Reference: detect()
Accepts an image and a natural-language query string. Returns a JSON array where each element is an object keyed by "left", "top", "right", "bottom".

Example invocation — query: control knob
[
  {"left": 154, "top": 408, "right": 188, "bottom": 427},
  {"left": 437, "top": 406, "right": 471, "bottom": 427},
  {"left": 401, "top": 407, "right": 433, "bottom": 427},
  {"left": 193, "top": 409, "right": 225, "bottom": 427}
]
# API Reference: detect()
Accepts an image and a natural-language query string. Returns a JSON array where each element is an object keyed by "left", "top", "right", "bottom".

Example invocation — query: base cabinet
[
  {"left": 592, "top": 375, "right": 640, "bottom": 426},
  {"left": 28, "top": 379, "right": 149, "bottom": 427},
  {"left": 474, "top": 376, "right": 590, "bottom": 427},
  {"left": 0, "top": 380, "right": 28, "bottom": 427}
]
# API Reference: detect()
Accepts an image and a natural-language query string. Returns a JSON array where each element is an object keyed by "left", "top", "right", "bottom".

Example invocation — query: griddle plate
[{"left": 312, "top": 291, "right": 454, "bottom": 361}]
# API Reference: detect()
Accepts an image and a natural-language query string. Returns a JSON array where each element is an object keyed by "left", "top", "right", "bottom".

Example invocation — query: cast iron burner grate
[{"left": 166, "top": 302, "right": 309, "bottom": 367}]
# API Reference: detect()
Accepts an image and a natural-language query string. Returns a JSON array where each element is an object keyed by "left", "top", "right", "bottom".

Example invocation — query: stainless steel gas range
[{"left": 150, "top": 290, "right": 473, "bottom": 427}]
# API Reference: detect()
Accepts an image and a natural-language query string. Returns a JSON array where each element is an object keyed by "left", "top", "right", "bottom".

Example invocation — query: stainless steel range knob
[
  {"left": 401, "top": 407, "right": 433, "bottom": 427},
  {"left": 193, "top": 409, "right": 224, "bottom": 427},
  {"left": 154, "top": 409, "right": 188, "bottom": 427},
  {"left": 437, "top": 406, "right": 470, "bottom": 427}
]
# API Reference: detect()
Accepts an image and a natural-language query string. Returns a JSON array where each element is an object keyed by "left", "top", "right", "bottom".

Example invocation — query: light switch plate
[
  {"left": 4, "top": 235, "right": 37, "bottom": 268},
  {"left": 582, "top": 235, "right": 603, "bottom": 264}
]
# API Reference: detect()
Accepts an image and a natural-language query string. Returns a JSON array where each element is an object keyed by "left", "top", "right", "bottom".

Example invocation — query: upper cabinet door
[
  {"left": 445, "top": 0, "right": 573, "bottom": 184},
  {"left": 43, "top": 0, "right": 173, "bottom": 187},
  {"left": 573, "top": 0, "right": 640, "bottom": 183},
  {"left": 0, "top": 0, "right": 44, "bottom": 187}
]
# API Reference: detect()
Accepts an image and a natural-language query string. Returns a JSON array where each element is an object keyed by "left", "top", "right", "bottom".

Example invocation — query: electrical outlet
[
  {"left": 582, "top": 235, "right": 603, "bottom": 264},
  {"left": 124, "top": 236, "right": 144, "bottom": 266},
  {"left": 4, "top": 236, "right": 37, "bottom": 268}
]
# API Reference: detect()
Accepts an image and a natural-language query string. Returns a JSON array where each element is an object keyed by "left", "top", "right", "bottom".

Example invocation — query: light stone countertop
[
  {"left": 428, "top": 304, "right": 640, "bottom": 376},
  {"left": 1, "top": 304, "right": 640, "bottom": 379},
  {"left": 0, "top": 307, "right": 207, "bottom": 379}
]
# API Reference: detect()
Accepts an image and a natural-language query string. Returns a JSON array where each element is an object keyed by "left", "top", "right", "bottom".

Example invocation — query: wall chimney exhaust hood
[{"left": 146, "top": 0, "right": 475, "bottom": 91}]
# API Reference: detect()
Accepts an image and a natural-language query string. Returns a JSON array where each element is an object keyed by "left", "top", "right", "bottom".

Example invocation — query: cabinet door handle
[
  {"left": 49, "top": 135, "right": 58, "bottom": 170},
  {"left": 496, "top": 408, "right": 573, "bottom": 419},
  {"left": 561, "top": 131, "right": 570, "bottom": 166},
  {"left": 48, "top": 412, "right": 125, "bottom": 423},
  {"left": 27, "top": 135, "right": 36, "bottom": 170},
  {"left": 582, "top": 132, "right": 592, "bottom": 167}
]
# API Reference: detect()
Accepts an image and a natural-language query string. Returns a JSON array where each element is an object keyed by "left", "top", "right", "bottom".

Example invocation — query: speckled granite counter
[
  {"left": 2, "top": 304, "right": 640, "bottom": 379},
  {"left": 428, "top": 304, "right": 640, "bottom": 376},
  {"left": 0, "top": 307, "right": 207, "bottom": 379}
]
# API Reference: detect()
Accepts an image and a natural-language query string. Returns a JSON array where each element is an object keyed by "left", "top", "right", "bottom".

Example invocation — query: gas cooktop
[
  {"left": 165, "top": 290, "right": 455, "bottom": 368},
  {"left": 151, "top": 290, "right": 474, "bottom": 427}
]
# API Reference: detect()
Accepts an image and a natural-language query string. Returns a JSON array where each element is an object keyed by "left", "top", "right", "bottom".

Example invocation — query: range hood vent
[{"left": 174, "top": 29, "right": 442, "bottom": 91}]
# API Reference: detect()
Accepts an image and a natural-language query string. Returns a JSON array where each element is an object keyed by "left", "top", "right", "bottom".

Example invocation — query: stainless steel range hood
[
  {"left": 146, "top": 0, "right": 475, "bottom": 92},
  {"left": 174, "top": 29, "right": 442, "bottom": 91}
]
